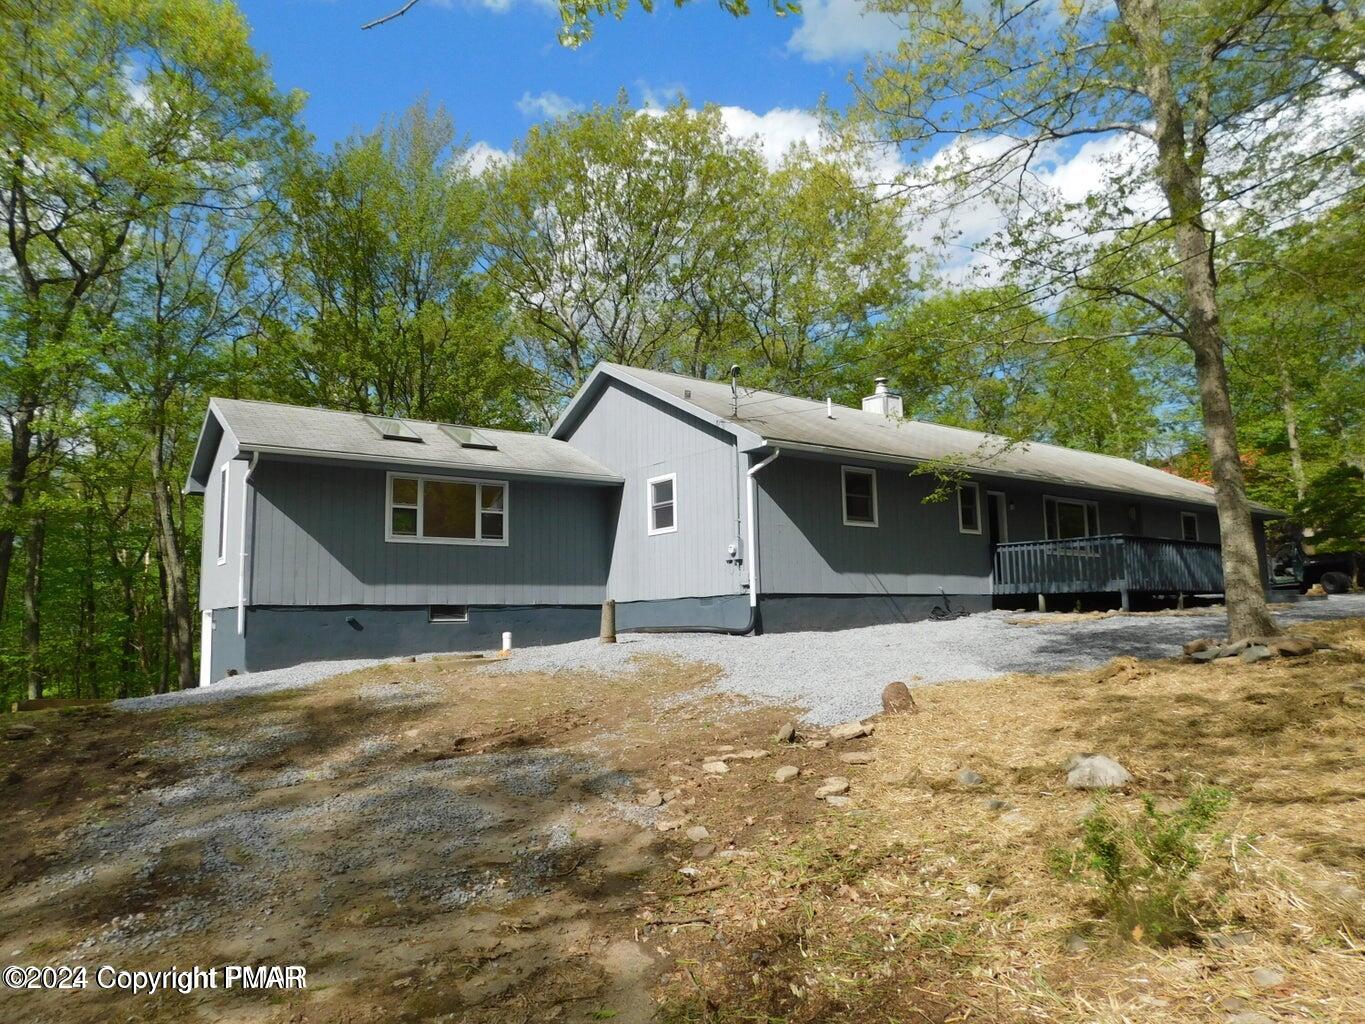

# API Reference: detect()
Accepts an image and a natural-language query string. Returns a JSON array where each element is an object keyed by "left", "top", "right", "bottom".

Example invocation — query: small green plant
[{"left": 1051, "top": 786, "right": 1231, "bottom": 945}]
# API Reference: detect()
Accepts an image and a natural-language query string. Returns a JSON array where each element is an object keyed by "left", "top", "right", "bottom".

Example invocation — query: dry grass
[{"left": 652, "top": 617, "right": 1365, "bottom": 1024}]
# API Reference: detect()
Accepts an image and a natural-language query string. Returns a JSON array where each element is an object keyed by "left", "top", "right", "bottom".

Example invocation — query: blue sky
[{"left": 236, "top": 0, "right": 884, "bottom": 153}]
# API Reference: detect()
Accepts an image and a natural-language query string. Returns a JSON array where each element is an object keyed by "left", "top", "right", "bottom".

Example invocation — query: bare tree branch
[{"left": 362, "top": 0, "right": 422, "bottom": 30}]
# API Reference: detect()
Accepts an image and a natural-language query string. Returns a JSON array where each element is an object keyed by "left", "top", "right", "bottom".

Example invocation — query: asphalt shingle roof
[
  {"left": 603, "top": 364, "right": 1267, "bottom": 511},
  {"left": 209, "top": 398, "right": 621, "bottom": 483}
]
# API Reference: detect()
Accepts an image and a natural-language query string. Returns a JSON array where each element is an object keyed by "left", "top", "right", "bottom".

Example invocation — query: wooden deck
[{"left": 992, "top": 535, "right": 1224, "bottom": 607}]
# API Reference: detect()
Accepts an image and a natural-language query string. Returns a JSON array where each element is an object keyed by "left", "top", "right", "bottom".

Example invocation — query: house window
[
  {"left": 841, "top": 466, "right": 878, "bottom": 527},
  {"left": 957, "top": 482, "right": 981, "bottom": 534},
  {"left": 1044, "top": 496, "right": 1101, "bottom": 540},
  {"left": 648, "top": 473, "right": 677, "bottom": 535},
  {"left": 216, "top": 463, "right": 230, "bottom": 564},
  {"left": 1180, "top": 511, "right": 1200, "bottom": 542},
  {"left": 429, "top": 605, "right": 468, "bottom": 623},
  {"left": 386, "top": 473, "right": 508, "bottom": 545}
]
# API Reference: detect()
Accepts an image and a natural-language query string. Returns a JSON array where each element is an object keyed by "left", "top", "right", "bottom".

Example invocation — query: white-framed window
[
  {"left": 216, "top": 462, "right": 230, "bottom": 564},
  {"left": 385, "top": 472, "right": 508, "bottom": 546},
  {"left": 1180, "top": 511, "right": 1200, "bottom": 542},
  {"left": 841, "top": 466, "right": 878, "bottom": 527},
  {"left": 647, "top": 473, "right": 677, "bottom": 535},
  {"left": 957, "top": 481, "right": 981, "bottom": 534},
  {"left": 429, "top": 604, "right": 468, "bottom": 623},
  {"left": 1044, "top": 495, "right": 1101, "bottom": 540}
]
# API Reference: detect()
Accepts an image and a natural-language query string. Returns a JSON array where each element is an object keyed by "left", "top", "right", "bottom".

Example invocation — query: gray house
[{"left": 188, "top": 364, "right": 1276, "bottom": 681}]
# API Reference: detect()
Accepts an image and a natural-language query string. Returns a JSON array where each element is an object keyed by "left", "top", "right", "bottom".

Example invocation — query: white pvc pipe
[
  {"left": 502, "top": 631, "right": 512, "bottom": 653},
  {"left": 745, "top": 449, "right": 781, "bottom": 608},
  {"left": 237, "top": 451, "right": 260, "bottom": 636}
]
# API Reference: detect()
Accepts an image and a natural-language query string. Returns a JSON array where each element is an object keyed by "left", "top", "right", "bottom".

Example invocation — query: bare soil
[{"left": 2, "top": 619, "right": 1363, "bottom": 1024}]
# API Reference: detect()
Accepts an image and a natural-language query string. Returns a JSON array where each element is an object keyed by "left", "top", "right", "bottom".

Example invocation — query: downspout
[
  {"left": 627, "top": 448, "right": 780, "bottom": 637},
  {"left": 236, "top": 451, "right": 260, "bottom": 636}
]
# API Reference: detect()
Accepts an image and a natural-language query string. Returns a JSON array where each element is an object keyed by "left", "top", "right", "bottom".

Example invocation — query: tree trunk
[
  {"left": 0, "top": 397, "right": 37, "bottom": 626},
  {"left": 150, "top": 423, "right": 197, "bottom": 690},
  {"left": 23, "top": 513, "right": 46, "bottom": 701},
  {"left": 1120, "top": 0, "right": 1278, "bottom": 641},
  {"left": 1278, "top": 361, "right": 1307, "bottom": 503}
]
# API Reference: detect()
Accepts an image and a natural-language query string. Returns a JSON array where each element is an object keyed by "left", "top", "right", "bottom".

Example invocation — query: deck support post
[
  {"left": 1177, "top": 592, "right": 1185, "bottom": 610},
  {"left": 1120, "top": 587, "right": 1131, "bottom": 612},
  {"left": 1037, "top": 593, "right": 1047, "bottom": 613},
  {"left": 600, "top": 599, "right": 617, "bottom": 643}
]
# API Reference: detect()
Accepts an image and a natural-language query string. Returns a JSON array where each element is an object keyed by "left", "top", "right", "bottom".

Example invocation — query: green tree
[
  {"left": 852, "top": 0, "right": 1363, "bottom": 639},
  {"left": 264, "top": 100, "right": 530, "bottom": 428},
  {"left": 0, "top": 0, "right": 299, "bottom": 631}
]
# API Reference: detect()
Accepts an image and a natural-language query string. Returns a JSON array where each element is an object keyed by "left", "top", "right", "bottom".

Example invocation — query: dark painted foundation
[
  {"left": 615, "top": 594, "right": 753, "bottom": 632},
  {"left": 756, "top": 593, "right": 992, "bottom": 633},
  {"left": 209, "top": 604, "right": 601, "bottom": 677}
]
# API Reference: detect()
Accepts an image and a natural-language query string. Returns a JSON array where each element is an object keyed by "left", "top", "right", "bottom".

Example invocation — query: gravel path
[
  {"left": 488, "top": 595, "right": 1365, "bottom": 724},
  {"left": 115, "top": 595, "right": 1364, "bottom": 722}
]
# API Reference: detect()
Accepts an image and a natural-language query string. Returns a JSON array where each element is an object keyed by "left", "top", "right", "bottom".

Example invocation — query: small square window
[
  {"left": 648, "top": 473, "right": 677, "bottom": 535},
  {"left": 842, "top": 467, "right": 877, "bottom": 527},
  {"left": 429, "top": 605, "right": 468, "bottom": 623}
]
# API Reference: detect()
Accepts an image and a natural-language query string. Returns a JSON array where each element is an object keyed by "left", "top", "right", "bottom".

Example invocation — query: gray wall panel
[
  {"left": 249, "top": 459, "right": 611, "bottom": 606},
  {"left": 559, "top": 381, "right": 747, "bottom": 602},
  {"left": 199, "top": 437, "right": 244, "bottom": 611}
]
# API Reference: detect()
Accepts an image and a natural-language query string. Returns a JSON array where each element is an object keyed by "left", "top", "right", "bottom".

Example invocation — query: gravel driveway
[
  {"left": 120, "top": 595, "right": 1365, "bottom": 723},
  {"left": 491, "top": 595, "right": 1365, "bottom": 724}
]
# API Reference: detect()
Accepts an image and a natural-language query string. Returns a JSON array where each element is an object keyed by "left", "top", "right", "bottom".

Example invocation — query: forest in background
[{"left": 2, "top": 0, "right": 1361, "bottom": 703}]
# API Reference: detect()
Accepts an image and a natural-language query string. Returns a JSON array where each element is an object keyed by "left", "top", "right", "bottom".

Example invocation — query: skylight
[
  {"left": 439, "top": 424, "right": 498, "bottom": 451},
  {"left": 365, "top": 416, "right": 423, "bottom": 443}
]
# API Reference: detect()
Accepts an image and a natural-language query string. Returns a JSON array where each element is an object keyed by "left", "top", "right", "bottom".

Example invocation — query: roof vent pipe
[{"left": 862, "top": 376, "right": 904, "bottom": 419}]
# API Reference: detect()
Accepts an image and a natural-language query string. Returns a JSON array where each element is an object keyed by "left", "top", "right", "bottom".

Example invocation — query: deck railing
[{"left": 992, "top": 534, "right": 1224, "bottom": 597}]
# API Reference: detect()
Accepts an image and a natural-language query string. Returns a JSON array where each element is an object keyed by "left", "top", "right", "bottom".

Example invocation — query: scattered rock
[
  {"left": 1305, "top": 878, "right": 1363, "bottom": 905},
  {"left": 829, "top": 721, "right": 871, "bottom": 741},
  {"left": 1183, "top": 637, "right": 1216, "bottom": 655},
  {"left": 823, "top": 795, "right": 853, "bottom": 808},
  {"left": 1209, "top": 931, "right": 1256, "bottom": 949},
  {"left": 691, "top": 843, "right": 716, "bottom": 860},
  {"left": 881, "top": 681, "right": 917, "bottom": 714},
  {"left": 1270, "top": 636, "right": 1314, "bottom": 658},
  {"left": 955, "top": 769, "right": 985, "bottom": 786},
  {"left": 725, "top": 749, "right": 770, "bottom": 761},
  {"left": 685, "top": 826, "right": 710, "bottom": 842},
  {"left": 1218, "top": 639, "right": 1251, "bottom": 658},
  {"left": 1225, "top": 1013, "right": 1276, "bottom": 1024},
  {"left": 984, "top": 798, "right": 1012, "bottom": 811},
  {"left": 717, "top": 849, "right": 755, "bottom": 860},
  {"left": 1064, "top": 934, "right": 1091, "bottom": 954},
  {"left": 1239, "top": 645, "right": 1274, "bottom": 664},
  {"left": 1065, "top": 754, "right": 1132, "bottom": 790},
  {"left": 638, "top": 789, "right": 664, "bottom": 808},
  {"left": 774, "top": 722, "right": 797, "bottom": 744},
  {"left": 662, "top": 788, "right": 682, "bottom": 803},
  {"left": 701, "top": 761, "right": 729, "bottom": 775},
  {"left": 839, "top": 752, "right": 876, "bottom": 765},
  {"left": 772, "top": 765, "right": 800, "bottom": 783},
  {"left": 1189, "top": 647, "right": 1224, "bottom": 662},
  {"left": 815, "top": 777, "right": 850, "bottom": 799},
  {"left": 806, "top": 739, "right": 829, "bottom": 749},
  {"left": 4, "top": 724, "right": 38, "bottom": 741},
  {"left": 1250, "top": 967, "right": 1285, "bottom": 988},
  {"left": 655, "top": 820, "right": 684, "bottom": 833}
]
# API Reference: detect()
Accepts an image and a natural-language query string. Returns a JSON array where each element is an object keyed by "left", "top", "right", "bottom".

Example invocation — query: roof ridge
[{"left": 211, "top": 396, "right": 555, "bottom": 442}]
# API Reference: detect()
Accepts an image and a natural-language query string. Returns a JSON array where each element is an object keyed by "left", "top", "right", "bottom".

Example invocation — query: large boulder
[
  {"left": 1270, "top": 636, "right": 1314, "bottom": 658},
  {"left": 1065, "top": 754, "right": 1133, "bottom": 790}
]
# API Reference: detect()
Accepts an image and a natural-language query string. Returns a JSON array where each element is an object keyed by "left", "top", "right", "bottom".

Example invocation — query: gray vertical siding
[
  {"left": 558, "top": 381, "right": 747, "bottom": 602},
  {"left": 199, "top": 434, "right": 244, "bottom": 612},
  {"left": 248, "top": 459, "right": 612, "bottom": 606},
  {"left": 756, "top": 456, "right": 994, "bottom": 596}
]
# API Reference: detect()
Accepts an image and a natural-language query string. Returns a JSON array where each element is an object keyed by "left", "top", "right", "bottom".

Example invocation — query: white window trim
[
  {"left": 384, "top": 471, "right": 509, "bottom": 547},
  {"left": 986, "top": 489, "right": 1009, "bottom": 543},
  {"left": 841, "top": 465, "right": 878, "bottom": 527},
  {"left": 957, "top": 481, "right": 982, "bottom": 535},
  {"left": 1180, "top": 510, "right": 1200, "bottom": 542},
  {"left": 1043, "top": 494, "right": 1101, "bottom": 540},
  {"left": 216, "top": 462, "right": 230, "bottom": 564},
  {"left": 647, "top": 472, "right": 678, "bottom": 536}
]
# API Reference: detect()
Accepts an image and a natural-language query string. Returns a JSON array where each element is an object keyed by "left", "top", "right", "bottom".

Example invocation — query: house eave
[{"left": 235, "top": 442, "right": 625, "bottom": 486}]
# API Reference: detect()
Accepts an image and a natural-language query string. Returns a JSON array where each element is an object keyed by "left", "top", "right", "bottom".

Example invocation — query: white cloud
[
  {"left": 787, "top": 0, "right": 899, "bottom": 63},
  {"left": 714, "top": 106, "right": 827, "bottom": 167},
  {"left": 463, "top": 141, "right": 512, "bottom": 174},
  {"left": 516, "top": 90, "right": 582, "bottom": 120}
]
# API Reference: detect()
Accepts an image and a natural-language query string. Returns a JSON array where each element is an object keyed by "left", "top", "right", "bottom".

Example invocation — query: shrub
[{"left": 1051, "top": 786, "right": 1232, "bottom": 944}]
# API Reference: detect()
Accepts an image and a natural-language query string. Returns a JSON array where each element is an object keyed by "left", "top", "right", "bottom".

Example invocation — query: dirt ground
[{"left": 2, "top": 619, "right": 1363, "bottom": 1024}]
